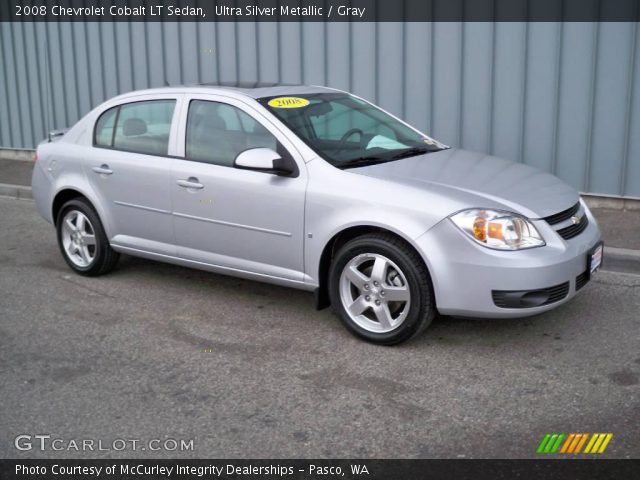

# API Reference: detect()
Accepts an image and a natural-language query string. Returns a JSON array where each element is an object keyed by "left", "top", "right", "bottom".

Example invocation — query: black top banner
[
  {"left": 2, "top": 459, "right": 640, "bottom": 480},
  {"left": 2, "top": 0, "right": 640, "bottom": 22}
]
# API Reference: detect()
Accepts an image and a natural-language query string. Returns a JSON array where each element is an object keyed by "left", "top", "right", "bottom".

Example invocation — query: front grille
[
  {"left": 575, "top": 271, "right": 590, "bottom": 291},
  {"left": 492, "top": 281, "right": 570, "bottom": 308},
  {"left": 543, "top": 202, "right": 580, "bottom": 225},
  {"left": 556, "top": 216, "right": 589, "bottom": 240},
  {"left": 542, "top": 201, "right": 589, "bottom": 240}
]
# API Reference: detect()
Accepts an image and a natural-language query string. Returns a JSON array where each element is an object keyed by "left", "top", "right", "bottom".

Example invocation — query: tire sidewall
[
  {"left": 329, "top": 237, "right": 432, "bottom": 345},
  {"left": 56, "top": 199, "right": 108, "bottom": 275}
]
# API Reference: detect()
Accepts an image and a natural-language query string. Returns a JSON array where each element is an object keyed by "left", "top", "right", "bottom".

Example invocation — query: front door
[{"left": 171, "top": 96, "right": 306, "bottom": 281}]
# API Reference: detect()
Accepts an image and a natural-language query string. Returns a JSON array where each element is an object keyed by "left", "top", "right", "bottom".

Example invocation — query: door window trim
[{"left": 175, "top": 93, "right": 305, "bottom": 176}]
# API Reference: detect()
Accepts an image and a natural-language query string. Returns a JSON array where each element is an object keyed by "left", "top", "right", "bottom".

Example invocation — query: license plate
[{"left": 589, "top": 242, "right": 603, "bottom": 274}]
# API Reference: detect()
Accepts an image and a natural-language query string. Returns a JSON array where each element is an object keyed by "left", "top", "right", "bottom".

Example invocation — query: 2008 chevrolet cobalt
[{"left": 32, "top": 83, "right": 603, "bottom": 344}]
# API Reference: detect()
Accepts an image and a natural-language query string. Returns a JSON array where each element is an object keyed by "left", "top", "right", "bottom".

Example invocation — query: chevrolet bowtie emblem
[{"left": 571, "top": 215, "right": 582, "bottom": 225}]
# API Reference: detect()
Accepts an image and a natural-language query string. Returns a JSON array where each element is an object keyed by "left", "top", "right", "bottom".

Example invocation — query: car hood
[{"left": 350, "top": 148, "right": 579, "bottom": 219}]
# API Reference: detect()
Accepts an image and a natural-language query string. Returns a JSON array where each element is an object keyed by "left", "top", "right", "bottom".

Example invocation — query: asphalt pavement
[{"left": 0, "top": 197, "right": 638, "bottom": 459}]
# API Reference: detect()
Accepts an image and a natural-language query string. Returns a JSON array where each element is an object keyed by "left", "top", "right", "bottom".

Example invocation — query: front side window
[
  {"left": 185, "top": 100, "right": 278, "bottom": 166},
  {"left": 95, "top": 99, "right": 176, "bottom": 156},
  {"left": 260, "top": 93, "right": 446, "bottom": 168}
]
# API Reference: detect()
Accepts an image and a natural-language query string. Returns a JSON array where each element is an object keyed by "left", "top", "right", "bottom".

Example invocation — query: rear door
[
  {"left": 170, "top": 94, "right": 307, "bottom": 282},
  {"left": 86, "top": 95, "right": 181, "bottom": 255}
]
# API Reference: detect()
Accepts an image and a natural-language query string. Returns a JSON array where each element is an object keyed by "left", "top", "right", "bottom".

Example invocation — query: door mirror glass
[{"left": 234, "top": 148, "right": 295, "bottom": 176}]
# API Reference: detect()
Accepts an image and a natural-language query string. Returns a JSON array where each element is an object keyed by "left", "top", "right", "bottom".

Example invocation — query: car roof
[{"left": 112, "top": 82, "right": 341, "bottom": 102}]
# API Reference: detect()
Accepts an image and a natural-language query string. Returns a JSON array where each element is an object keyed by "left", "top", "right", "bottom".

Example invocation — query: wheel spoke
[
  {"left": 65, "top": 218, "right": 77, "bottom": 233},
  {"left": 83, "top": 234, "right": 96, "bottom": 246},
  {"left": 79, "top": 246, "right": 91, "bottom": 264},
  {"left": 348, "top": 296, "right": 369, "bottom": 316},
  {"left": 75, "top": 213, "right": 85, "bottom": 232},
  {"left": 383, "top": 285, "right": 410, "bottom": 302},
  {"left": 370, "top": 256, "right": 388, "bottom": 283},
  {"left": 345, "top": 265, "right": 369, "bottom": 289},
  {"left": 374, "top": 304, "right": 394, "bottom": 330}
]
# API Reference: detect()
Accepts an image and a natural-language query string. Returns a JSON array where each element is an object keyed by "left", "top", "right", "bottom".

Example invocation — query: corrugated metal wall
[{"left": 1, "top": 21, "right": 639, "bottom": 197}]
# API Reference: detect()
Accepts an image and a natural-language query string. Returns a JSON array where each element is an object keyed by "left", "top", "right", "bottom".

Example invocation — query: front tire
[
  {"left": 329, "top": 233, "right": 435, "bottom": 345},
  {"left": 56, "top": 198, "right": 119, "bottom": 276}
]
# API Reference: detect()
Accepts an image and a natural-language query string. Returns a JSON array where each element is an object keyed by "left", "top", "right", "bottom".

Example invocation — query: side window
[
  {"left": 94, "top": 106, "right": 118, "bottom": 147},
  {"left": 186, "top": 100, "right": 278, "bottom": 166},
  {"left": 104, "top": 100, "right": 176, "bottom": 155}
]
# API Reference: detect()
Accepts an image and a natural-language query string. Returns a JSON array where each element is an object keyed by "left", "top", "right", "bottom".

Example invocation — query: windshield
[{"left": 259, "top": 93, "right": 446, "bottom": 168}]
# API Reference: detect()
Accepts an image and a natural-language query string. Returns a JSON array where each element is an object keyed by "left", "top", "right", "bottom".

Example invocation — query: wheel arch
[{"left": 314, "top": 224, "right": 434, "bottom": 310}]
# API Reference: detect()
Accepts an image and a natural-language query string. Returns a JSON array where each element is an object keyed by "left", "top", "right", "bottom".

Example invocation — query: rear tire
[
  {"left": 56, "top": 198, "right": 119, "bottom": 276},
  {"left": 328, "top": 233, "right": 435, "bottom": 345}
]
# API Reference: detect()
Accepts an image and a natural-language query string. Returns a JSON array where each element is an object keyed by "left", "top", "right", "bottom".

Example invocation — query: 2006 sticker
[{"left": 268, "top": 97, "right": 310, "bottom": 108}]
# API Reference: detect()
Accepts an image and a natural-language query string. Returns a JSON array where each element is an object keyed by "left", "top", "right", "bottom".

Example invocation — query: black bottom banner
[{"left": 1, "top": 459, "right": 638, "bottom": 480}]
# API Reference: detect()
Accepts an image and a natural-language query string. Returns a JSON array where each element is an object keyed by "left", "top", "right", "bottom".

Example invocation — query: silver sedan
[{"left": 32, "top": 83, "right": 603, "bottom": 344}]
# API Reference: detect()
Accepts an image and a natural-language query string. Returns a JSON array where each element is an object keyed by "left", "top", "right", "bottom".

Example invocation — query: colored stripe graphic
[
  {"left": 537, "top": 433, "right": 613, "bottom": 454},
  {"left": 574, "top": 433, "right": 589, "bottom": 453}
]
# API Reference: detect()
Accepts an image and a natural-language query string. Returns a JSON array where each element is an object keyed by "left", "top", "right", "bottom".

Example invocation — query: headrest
[{"left": 123, "top": 118, "right": 147, "bottom": 137}]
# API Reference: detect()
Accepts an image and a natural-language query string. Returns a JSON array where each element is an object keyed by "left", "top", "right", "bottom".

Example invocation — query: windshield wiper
[
  {"left": 389, "top": 147, "right": 433, "bottom": 160},
  {"left": 339, "top": 156, "right": 391, "bottom": 169}
]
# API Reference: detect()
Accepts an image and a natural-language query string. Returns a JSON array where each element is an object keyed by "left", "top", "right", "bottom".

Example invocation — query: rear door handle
[
  {"left": 177, "top": 177, "right": 204, "bottom": 190},
  {"left": 92, "top": 164, "right": 113, "bottom": 175}
]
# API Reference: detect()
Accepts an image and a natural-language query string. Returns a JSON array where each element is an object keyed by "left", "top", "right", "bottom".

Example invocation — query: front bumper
[{"left": 415, "top": 206, "right": 602, "bottom": 318}]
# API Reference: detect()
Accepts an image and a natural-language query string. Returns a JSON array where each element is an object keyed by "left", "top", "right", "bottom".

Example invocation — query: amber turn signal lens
[
  {"left": 473, "top": 216, "right": 486, "bottom": 241},
  {"left": 488, "top": 222, "right": 503, "bottom": 239}
]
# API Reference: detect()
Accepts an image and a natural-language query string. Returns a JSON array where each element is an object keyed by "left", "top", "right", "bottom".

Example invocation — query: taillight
[{"left": 33, "top": 151, "right": 38, "bottom": 161}]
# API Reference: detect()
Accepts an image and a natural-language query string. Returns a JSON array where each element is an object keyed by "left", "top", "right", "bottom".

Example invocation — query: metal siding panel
[
  {"left": 71, "top": 23, "right": 91, "bottom": 119},
  {"left": 326, "top": 22, "right": 350, "bottom": 91},
  {"left": 0, "top": 24, "right": 13, "bottom": 146},
  {"left": 279, "top": 22, "right": 302, "bottom": 84},
  {"left": 23, "top": 22, "right": 46, "bottom": 145},
  {"left": 179, "top": 22, "right": 200, "bottom": 85},
  {"left": 11, "top": 23, "right": 33, "bottom": 147},
  {"left": 460, "top": 22, "right": 493, "bottom": 152},
  {"left": 522, "top": 22, "right": 561, "bottom": 172},
  {"left": 162, "top": 23, "right": 182, "bottom": 85},
  {"left": 377, "top": 22, "right": 404, "bottom": 117},
  {"left": 624, "top": 21, "right": 640, "bottom": 197},
  {"left": 555, "top": 22, "right": 596, "bottom": 192},
  {"left": 237, "top": 23, "right": 258, "bottom": 82},
  {"left": 100, "top": 23, "right": 119, "bottom": 99},
  {"left": 130, "top": 23, "right": 149, "bottom": 90},
  {"left": 491, "top": 22, "right": 528, "bottom": 162},
  {"left": 197, "top": 23, "right": 217, "bottom": 83},
  {"left": 2, "top": 22, "right": 24, "bottom": 146},
  {"left": 589, "top": 22, "right": 635, "bottom": 195},
  {"left": 146, "top": 23, "right": 166, "bottom": 88},
  {"left": 432, "top": 22, "right": 463, "bottom": 145},
  {"left": 350, "top": 22, "right": 376, "bottom": 102},
  {"left": 300, "top": 23, "right": 325, "bottom": 86},
  {"left": 257, "top": 23, "right": 279, "bottom": 82},
  {"left": 404, "top": 22, "right": 432, "bottom": 133}
]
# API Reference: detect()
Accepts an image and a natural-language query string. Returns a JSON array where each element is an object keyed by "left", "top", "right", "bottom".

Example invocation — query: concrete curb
[
  {"left": 0, "top": 182, "right": 33, "bottom": 200},
  {"left": 602, "top": 246, "right": 640, "bottom": 275},
  {"left": 0, "top": 148, "right": 36, "bottom": 162}
]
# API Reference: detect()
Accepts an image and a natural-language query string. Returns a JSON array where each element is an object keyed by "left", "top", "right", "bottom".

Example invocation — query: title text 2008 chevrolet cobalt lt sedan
[{"left": 32, "top": 83, "right": 603, "bottom": 344}]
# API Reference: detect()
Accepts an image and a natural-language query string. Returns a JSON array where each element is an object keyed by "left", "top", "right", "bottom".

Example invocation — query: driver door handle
[{"left": 177, "top": 177, "right": 204, "bottom": 190}]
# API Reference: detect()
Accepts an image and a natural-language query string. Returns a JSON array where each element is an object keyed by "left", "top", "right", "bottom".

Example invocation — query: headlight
[{"left": 449, "top": 209, "right": 545, "bottom": 250}]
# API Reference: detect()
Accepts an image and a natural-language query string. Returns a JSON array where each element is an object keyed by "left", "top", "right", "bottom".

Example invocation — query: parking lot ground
[{"left": 0, "top": 196, "right": 638, "bottom": 459}]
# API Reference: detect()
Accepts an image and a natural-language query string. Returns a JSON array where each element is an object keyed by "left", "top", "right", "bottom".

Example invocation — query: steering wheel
[{"left": 335, "top": 128, "right": 364, "bottom": 155}]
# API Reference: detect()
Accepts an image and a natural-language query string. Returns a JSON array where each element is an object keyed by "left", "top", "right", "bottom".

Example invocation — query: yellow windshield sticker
[{"left": 268, "top": 97, "right": 310, "bottom": 108}]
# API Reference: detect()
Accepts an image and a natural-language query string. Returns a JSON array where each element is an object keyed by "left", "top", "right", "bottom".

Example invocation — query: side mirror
[{"left": 234, "top": 148, "right": 296, "bottom": 177}]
